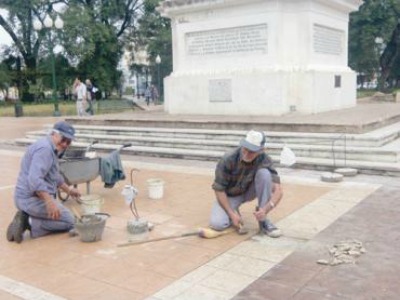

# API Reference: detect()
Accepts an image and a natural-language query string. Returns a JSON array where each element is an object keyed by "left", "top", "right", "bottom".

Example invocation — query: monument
[{"left": 158, "top": 0, "right": 363, "bottom": 116}]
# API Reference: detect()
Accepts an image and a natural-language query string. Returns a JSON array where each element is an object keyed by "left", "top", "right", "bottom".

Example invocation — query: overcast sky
[
  {"left": 0, "top": 6, "right": 67, "bottom": 47},
  {"left": 0, "top": 9, "right": 11, "bottom": 46},
  {"left": 0, "top": 27, "right": 12, "bottom": 46}
]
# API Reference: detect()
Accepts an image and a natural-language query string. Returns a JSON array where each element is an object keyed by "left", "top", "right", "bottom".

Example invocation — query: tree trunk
[{"left": 379, "top": 23, "right": 400, "bottom": 91}]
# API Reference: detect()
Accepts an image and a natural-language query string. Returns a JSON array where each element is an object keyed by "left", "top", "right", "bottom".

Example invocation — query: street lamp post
[
  {"left": 135, "top": 50, "right": 149, "bottom": 98},
  {"left": 155, "top": 54, "right": 161, "bottom": 103},
  {"left": 33, "top": 15, "right": 64, "bottom": 116}
]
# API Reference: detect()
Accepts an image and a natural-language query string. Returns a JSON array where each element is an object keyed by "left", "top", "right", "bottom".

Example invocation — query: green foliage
[
  {"left": 349, "top": 0, "right": 400, "bottom": 89},
  {"left": 133, "top": 0, "right": 172, "bottom": 95},
  {"left": 0, "top": 0, "right": 143, "bottom": 98},
  {"left": 60, "top": 0, "right": 142, "bottom": 93},
  {"left": 0, "top": 62, "right": 12, "bottom": 89}
]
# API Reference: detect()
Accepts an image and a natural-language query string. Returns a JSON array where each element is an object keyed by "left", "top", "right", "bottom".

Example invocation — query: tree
[
  {"left": 349, "top": 0, "right": 400, "bottom": 90},
  {"left": 0, "top": 55, "right": 15, "bottom": 88},
  {"left": 61, "top": 0, "right": 143, "bottom": 94},
  {"left": 0, "top": 0, "right": 143, "bottom": 101},
  {"left": 130, "top": 0, "right": 172, "bottom": 98},
  {"left": 0, "top": 0, "right": 48, "bottom": 101}
]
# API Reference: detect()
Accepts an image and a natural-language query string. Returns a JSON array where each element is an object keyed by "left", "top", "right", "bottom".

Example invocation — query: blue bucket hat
[{"left": 53, "top": 121, "right": 76, "bottom": 140}]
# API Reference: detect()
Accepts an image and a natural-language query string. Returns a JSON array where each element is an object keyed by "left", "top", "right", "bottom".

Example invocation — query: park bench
[{"left": 96, "top": 99, "right": 134, "bottom": 114}]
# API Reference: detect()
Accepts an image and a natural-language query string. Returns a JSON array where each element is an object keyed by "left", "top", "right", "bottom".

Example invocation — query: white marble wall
[{"left": 160, "top": 0, "right": 362, "bottom": 115}]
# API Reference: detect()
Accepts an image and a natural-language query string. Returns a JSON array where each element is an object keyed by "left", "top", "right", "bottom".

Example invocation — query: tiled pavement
[
  {"left": 0, "top": 115, "right": 399, "bottom": 299},
  {"left": 234, "top": 178, "right": 400, "bottom": 300}
]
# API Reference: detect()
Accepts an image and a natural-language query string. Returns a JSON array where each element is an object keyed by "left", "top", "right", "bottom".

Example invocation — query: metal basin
[{"left": 59, "top": 157, "right": 100, "bottom": 186}]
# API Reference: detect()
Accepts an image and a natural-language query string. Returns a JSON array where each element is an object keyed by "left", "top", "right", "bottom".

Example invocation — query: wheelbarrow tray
[{"left": 59, "top": 157, "right": 100, "bottom": 186}]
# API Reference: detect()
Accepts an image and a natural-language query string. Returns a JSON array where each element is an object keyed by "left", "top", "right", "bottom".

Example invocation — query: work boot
[
  {"left": 6, "top": 211, "right": 30, "bottom": 243},
  {"left": 260, "top": 219, "right": 282, "bottom": 238}
]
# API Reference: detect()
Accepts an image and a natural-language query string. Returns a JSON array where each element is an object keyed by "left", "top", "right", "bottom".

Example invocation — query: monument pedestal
[{"left": 159, "top": 0, "right": 362, "bottom": 116}]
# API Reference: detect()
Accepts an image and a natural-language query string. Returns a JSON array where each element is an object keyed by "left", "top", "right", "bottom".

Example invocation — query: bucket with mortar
[
  {"left": 79, "top": 194, "right": 104, "bottom": 215},
  {"left": 146, "top": 178, "right": 164, "bottom": 200},
  {"left": 75, "top": 214, "right": 108, "bottom": 243}
]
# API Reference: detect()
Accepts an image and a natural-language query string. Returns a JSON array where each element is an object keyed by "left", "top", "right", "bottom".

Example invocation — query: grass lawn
[
  {"left": 0, "top": 99, "right": 134, "bottom": 117},
  {"left": 0, "top": 102, "right": 77, "bottom": 117},
  {"left": 357, "top": 89, "right": 378, "bottom": 99}
]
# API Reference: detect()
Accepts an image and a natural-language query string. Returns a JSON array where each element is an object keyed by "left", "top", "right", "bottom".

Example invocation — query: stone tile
[
  {"left": 52, "top": 275, "right": 115, "bottom": 299},
  {"left": 291, "top": 288, "right": 347, "bottom": 300},
  {"left": 229, "top": 240, "right": 276, "bottom": 261},
  {"left": 199, "top": 269, "right": 255, "bottom": 295},
  {"left": 304, "top": 266, "right": 374, "bottom": 298},
  {"left": 87, "top": 285, "right": 143, "bottom": 300},
  {"left": 1, "top": 262, "right": 75, "bottom": 294},
  {"left": 87, "top": 261, "right": 174, "bottom": 295},
  {"left": 229, "top": 237, "right": 302, "bottom": 264},
  {"left": 206, "top": 252, "right": 276, "bottom": 277},
  {"left": 0, "top": 274, "right": 66, "bottom": 300},
  {"left": 276, "top": 240, "right": 327, "bottom": 272},
  {"left": 60, "top": 254, "right": 113, "bottom": 275},
  {"left": 0, "top": 290, "right": 21, "bottom": 300},
  {"left": 276, "top": 189, "right": 367, "bottom": 240},
  {"left": 151, "top": 280, "right": 193, "bottom": 300},
  {"left": 260, "top": 263, "right": 319, "bottom": 289},
  {"left": 233, "top": 279, "right": 298, "bottom": 300},
  {"left": 321, "top": 186, "right": 379, "bottom": 203},
  {"left": 174, "top": 284, "right": 231, "bottom": 300},
  {"left": 180, "top": 265, "right": 219, "bottom": 284},
  {"left": 150, "top": 247, "right": 216, "bottom": 278}
]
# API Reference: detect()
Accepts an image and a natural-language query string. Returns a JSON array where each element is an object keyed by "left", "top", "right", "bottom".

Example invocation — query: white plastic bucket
[
  {"left": 147, "top": 179, "right": 164, "bottom": 200},
  {"left": 79, "top": 194, "right": 104, "bottom": 215}
]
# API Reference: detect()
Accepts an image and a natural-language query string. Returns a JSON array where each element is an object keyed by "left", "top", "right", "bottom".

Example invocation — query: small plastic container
[
  {"left": 146, "top": 179, "right": 165, "bottom": 199},
  {"left": 79, "top": 194, "right": 104, "bottom": 215}
]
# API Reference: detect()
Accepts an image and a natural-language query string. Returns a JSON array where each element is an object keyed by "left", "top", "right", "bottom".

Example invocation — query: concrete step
[
  {"left": 14, "top": 137, "right": 400, "bottom": 175},
  {"left": 64, "top": 102, "right": 400, "bottom": 134},
  {"left": 16, "top": 122, "right": 400, "bottom": 175},
  {"left": 23, "top": 129, "right": 400, "bottom": 163},
  {"left": 40, "top": 123, "right": 400, "bottom": 148}
]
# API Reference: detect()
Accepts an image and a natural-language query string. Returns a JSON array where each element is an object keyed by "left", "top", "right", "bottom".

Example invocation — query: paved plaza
[{"left": 0, "top": 112, "right": 399, "bottom": 299}]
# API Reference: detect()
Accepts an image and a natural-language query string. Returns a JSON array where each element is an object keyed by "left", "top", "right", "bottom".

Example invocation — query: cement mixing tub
[
  {"left": 58, "top": 143, "right": 132, "bottom": 201},
  {"left": 58, "top": 148, "right": 100, "bottom": 200}
]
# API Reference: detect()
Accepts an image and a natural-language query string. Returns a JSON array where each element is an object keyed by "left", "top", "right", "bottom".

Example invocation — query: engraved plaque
[
  {"left": 186, "top": 24, "right": 268, "bottom": 56},
  {"left": 313, "top": 24, "right": 344, "bottom": 55},
  {"left": 209, "top": 79, "right": 232, "bottom": 102}
]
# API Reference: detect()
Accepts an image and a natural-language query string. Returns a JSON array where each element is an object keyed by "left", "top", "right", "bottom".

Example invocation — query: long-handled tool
[
  {"left": 117, "top": 227, "right": 235, "bottom": 247},
  {"left": 70, "top": 205, "right": 82, "bottom": 221}
]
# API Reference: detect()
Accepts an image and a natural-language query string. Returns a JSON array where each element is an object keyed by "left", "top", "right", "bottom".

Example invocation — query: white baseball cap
[{"left": 239, "top": 130, "right": 266, "bottom": 152}]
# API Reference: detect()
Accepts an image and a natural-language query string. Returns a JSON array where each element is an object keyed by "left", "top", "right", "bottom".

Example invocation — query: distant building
[{"left": 119, "top": 48, "right": 152, "bottom": 97}]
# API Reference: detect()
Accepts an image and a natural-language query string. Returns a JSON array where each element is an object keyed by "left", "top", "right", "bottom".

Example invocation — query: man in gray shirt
[
  {"left": 7, "top": 121, "right": 81, "bottom": 243},
  {"left": 209, "top": 130, "right": 283, "bottom": 238}
]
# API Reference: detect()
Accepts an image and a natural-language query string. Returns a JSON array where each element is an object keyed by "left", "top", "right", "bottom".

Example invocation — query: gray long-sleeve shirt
[
  {"left": 14, "top": 136, "right": 64, "bottom": 209},
  {"left": 212, "top": 147, "right": 280, "bottom": 197}
]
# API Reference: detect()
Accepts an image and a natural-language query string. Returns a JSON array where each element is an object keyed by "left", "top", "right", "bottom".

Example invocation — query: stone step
[
  {"left": 14, "top": 137, "right": 400, "bottom": 175},
  {"left": 23, "top": 130, "right": 400, "bottom": 163},
  {"left": 39, "top": 123, "right": 400, "bottom": 148}
]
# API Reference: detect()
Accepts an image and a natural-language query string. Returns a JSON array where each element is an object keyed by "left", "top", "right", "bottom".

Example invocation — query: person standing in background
[
  {"left": 150, "top": 84, "right": 159, "bottom": 105},
  {"left": 74, "top": 77, "right": 87, "bottom": 116},
  {"left": 85, "top": 79, "right": 95, "bottom": 115},
  {"left": 145, "top": 85, "right": 151, "bottom": 106}
]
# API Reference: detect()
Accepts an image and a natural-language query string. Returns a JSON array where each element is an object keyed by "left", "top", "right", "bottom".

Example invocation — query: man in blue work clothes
[
  {"left": 209, "top": 130, "right": 283, "bottom": 237},
  {"left": 7, "top": 121, "right": 81, "bottom": 243}
]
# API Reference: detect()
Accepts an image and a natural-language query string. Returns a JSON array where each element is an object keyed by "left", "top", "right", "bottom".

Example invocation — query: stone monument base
[
  {"left": 164, "top": 68, "right": 356, "bottom": 116},
  {"left": 159, "top": 0, "right": 361, "bottom": 116}
]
